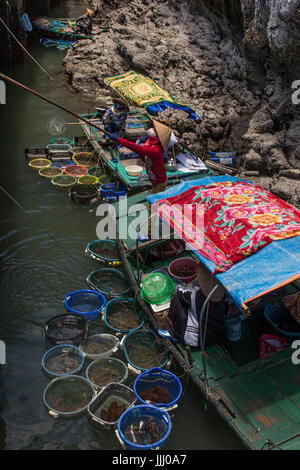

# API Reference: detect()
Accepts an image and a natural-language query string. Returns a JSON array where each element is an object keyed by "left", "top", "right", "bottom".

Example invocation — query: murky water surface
[{"left": 0, "top": 0, "right": 245, "bottom": 450}]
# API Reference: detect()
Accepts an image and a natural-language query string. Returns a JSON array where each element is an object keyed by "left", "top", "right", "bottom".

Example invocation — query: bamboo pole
[{"left": 0, "top": 73, "right": 113, "bottom": 137}]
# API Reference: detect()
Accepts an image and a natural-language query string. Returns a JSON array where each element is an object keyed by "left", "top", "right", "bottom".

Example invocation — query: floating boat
[
  {"left": 79, "top": 111, "right": 216, "bottom": 191},
  {"left": 115, "top": 175, "right": 300, "bottom": 450},
  {"left": 31, "top": 17, "right": 99, "bottom": 42}
]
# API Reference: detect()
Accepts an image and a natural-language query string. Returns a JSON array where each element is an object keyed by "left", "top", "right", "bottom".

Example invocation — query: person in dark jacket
[{"left": 76, "top": 9, "right": 94, "bottom": 35}]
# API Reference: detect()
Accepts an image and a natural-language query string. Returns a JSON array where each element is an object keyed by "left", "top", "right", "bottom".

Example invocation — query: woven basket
[
  {"left": 51, "top": 174, "right": 77, "bottom": 188},
  {"left": 39, "top": 166, "right": 63, "bottom": 179},
  {"left": 78, "top": 175, "right": 98, "bottom": 185},
  {"left": 72, "top": 152, "right": 100, "bottom": 168},
  {"left": 29, "top": 158, "right": 51, "bottom": 171},
  {"left": 64, "top": 165, "right": 88, "bottom": 177}
]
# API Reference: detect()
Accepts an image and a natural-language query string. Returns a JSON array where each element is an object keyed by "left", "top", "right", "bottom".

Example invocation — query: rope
[{"left": 0, "top": 17, "right": 53, "bottom": 80}]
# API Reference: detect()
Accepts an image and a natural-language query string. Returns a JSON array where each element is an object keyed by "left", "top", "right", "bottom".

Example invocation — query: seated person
[
  {"left": 75, "top": 9, "right": 94, "bottom": 35},
  {"left": 102, "top": 98, "right": 129, "bottom": 135}
]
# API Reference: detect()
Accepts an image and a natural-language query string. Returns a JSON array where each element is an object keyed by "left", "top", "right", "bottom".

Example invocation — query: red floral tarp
[{"left": 154, "top": 181, "right": 300, "bottom": 273}]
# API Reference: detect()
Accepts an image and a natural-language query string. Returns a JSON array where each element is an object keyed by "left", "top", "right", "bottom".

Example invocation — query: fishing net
[
  {"left": 51, "top": 174, "right": 77, "bottom": 188},
  {"left": 44, "top": 313, "right": 88, "bottom": 346},
  {"left": 88, "top": 166, "right": 104, "bottom": 177},
  {"left": 72, "top": 151, "right": 100, "bottom": 168},
  {"left": 86, "top": 240, "right": 120, "bottom": 263},
  {"left": 122, "top": 329, "right": 170, "bottom": 372},
  {"left": 29, "top": 158, "right": 51, "bottom": 170},
  {"left": 87, "top": 383, "right": 136, "bottom": 429},
  {"left": 69, "top": 184, "right": 99, "bottom": 204},
  {"left": 86, "top": 357, "right": 128, "bottom": 389},
  {"left": 42, "top": 344, "right": 84, "bottom": 377},
  {"left": 43, "top": 376, "right": 94, "bottom": 417},
  {"left": 64, "top": 165, "right": 88, "bottom": 177},
  {"left": 87, "top": 268, "right": 131, "bottom": 297},
  {"left": 79, "top": 333, "right": 119, "bottom": 360},
  {"left": 105, "top": 298, "right": 144, "bottom": 334},
  {"left": 78, "top": 175, "right": 98, "bottom": 185},
  {"left": 39, "top": 166, "right": 63, "bottom": 179}
]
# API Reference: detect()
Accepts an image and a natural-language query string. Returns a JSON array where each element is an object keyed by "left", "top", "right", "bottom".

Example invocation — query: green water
[{"left": 0, "top": 0, "right": 245, "bottom": 450}]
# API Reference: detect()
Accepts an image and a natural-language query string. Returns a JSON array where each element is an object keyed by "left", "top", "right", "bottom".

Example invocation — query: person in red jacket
[
  {"left": 109, "top": 119, "right": 171, "bottom": 238},
  {"left": 110, "top": 119, "right": 170, "bottom": 194}
]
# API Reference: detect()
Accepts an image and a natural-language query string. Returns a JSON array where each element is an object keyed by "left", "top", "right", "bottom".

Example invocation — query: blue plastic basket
[
  {"left": 264, "top": 302, "right": 300, "bottom": 342},
  {"left": 117, "top": 405, "right": 172, "bottom": 450},
  {"left": 104, "top": 298, "right": 144, "bottom": 334},
  {"left": 208, "top": 151, "right": 237, "bottom": 168},
  {"left": 51, "top": 161, "right": 74, "bottom": 168},
  {"left": 134, "top": 368, "right": 182, "bottom": 409},
  {"left": 64, "top": 289, "right": 106, "bottom": 321},
  {"left": 42, "top": 344, "right": 85, "bottom": 378},
  {"left": 100, "top": 183, "right": 127, "bottom": 202}
]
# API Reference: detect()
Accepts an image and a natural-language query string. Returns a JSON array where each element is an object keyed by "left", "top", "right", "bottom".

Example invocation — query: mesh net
[
  {"left": 78, "top": 175, "right": 98, "bottom": 185},
  {"left": 29, "top": 158, "right": 51, "bottom": 170},
  {"left": 44, "top": 377, "right": 93, "bottom": 414},
  {"left": 88, "top": 269, "right": 130, "bottom": 296},
  {"left": 123, "top": 330, "right": 169, "bottom": 370},
  {"left": 51, "top": 174, "right": 77, "bottom": 188},
  {"left": 72, "top": 152, "right": 100, "bottom": 168},
  {"left": 88, "top": 240, "right": 119, "bottom": 261},
  {"left": 39, "top": 166, "right": 63, "bottom": 179},
  {"left": 105, "top": 299, "right": 142, "bottom": 333},
  {"left": 87, "top": 358, "right": 127, "bottom": 388},
  {"left": 64, "top": 165, "right": 88, "bottom": 176}
]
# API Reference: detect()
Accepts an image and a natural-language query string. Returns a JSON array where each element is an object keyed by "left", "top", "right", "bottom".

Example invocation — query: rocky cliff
[{"left": 64, "top": 0, "right": 300, "bottom": 205}]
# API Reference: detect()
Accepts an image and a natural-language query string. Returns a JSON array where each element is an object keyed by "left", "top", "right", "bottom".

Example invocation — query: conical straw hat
[
  {"left": 196, "top": 263, "right": 226, "bottom": 302},
  {"left": 152, "top": 119, "right": 172, "bottom": 151}
]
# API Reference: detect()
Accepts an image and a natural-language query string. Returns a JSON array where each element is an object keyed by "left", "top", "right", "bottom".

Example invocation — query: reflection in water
[{"left": 0, "top": 0, "right": 245, "bottom": 451}]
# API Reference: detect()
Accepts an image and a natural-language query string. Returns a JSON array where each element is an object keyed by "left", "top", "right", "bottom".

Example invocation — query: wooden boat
[
  {"left": 79, "top": 111, "right": 216, "bottom": 191},
  {"left": 31, "top": 17, "right": 107, "bottom": 42},
  {"left": 114, "top": 176, "right": 300, "bottom": 450}
]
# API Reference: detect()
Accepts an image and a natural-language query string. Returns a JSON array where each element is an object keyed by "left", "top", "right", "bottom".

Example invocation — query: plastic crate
[{"left": 208, "top": 151, "right": 237, "bottom": 168}]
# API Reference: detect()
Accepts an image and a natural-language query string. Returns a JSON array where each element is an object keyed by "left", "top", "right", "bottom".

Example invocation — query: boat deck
[{"left": 116, "top": 192, "right": 300, "bottom": 449}]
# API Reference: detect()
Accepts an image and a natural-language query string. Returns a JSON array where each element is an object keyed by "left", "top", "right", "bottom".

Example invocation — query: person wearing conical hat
[
  {"left": 76, "top": 8, "right": 94, "bottom": 35},
  {"left": 109, "top": 119, "right": 170, "bottom": 193}
]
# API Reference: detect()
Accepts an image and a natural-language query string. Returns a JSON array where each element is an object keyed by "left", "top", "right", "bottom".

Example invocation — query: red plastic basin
[{"left": 168, "top": 258, "right": 199, "bottom": 283}]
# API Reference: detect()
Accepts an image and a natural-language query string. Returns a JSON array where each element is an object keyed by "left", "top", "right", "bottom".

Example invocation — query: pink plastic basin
[{"left": 168, "top": 258, "right": 199, "bottom": 283}]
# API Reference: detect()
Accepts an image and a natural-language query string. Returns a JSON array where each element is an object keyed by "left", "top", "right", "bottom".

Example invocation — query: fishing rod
[{"left": 0, "top": 72, "right": 114, "bottom": 137}]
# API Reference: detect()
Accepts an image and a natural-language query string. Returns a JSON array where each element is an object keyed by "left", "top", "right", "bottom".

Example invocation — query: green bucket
[{"left": 141, "top": 272, "right": 175, "bottom": 305}]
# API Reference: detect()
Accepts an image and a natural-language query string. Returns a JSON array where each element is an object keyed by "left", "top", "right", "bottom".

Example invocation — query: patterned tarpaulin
[
  {"left": 103, "top": 71, "right": 200, "bottom": 120},
  {"left": 147, "top": 176, "right": 300, "bottom": 310}
]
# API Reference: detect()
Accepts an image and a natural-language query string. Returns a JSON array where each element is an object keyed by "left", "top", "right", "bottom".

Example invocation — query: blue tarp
[
  {"left": 146, "top": 101, "right": 201, "bottom": 121},
  {"left": 147, "top": 176, "right": 300, "bottom": 310}
]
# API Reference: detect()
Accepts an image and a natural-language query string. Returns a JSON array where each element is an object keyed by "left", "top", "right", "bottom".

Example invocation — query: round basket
[
  {"left": 51, "top": 174, "right": 77, "bottom": 189},
  {"left": 87, "top": 268, "right": 131, "bottom": 298},
  {"left": 121, "top": 329, "right": 170, "bottom": 374},
  {"left": 104, "top": 298, "right": 144, "bottom": 334},
  {"left": 29, "top": 158, "right": 51, "bottom": 171},
  {"left": 44, "top": 313, "right": 88, "bottom": 346},
  {"left": 49, "top": 137, "right": 73, "bottom": 146},
  {"left": 72, "top": 151, "right": 99, "bottom": 168},
  {"left": 85, "top": 239, "right": 121, "bottom": 266},
  {"left": 87, "top": 382, "right": 136, "bottom": 430},
  {"left": 51, "top": 161, "right": 74, "bottom": 169},
  {"left": 88, "top": 166, "right": 104, "bottom": 178},
  {"left": 39, "top": 166, "right": 63, "bottom": 179},
  {"left": 117, "top": 405, "right": 172, "bottom": 450},
  {"left": 168, "top": 258, "right": 199, "bottom": 283},
  {"left": 69, "top": 184, "right": 99, "bottom": 204},
  {"left": 78, "top": 175, "right": 98, "bottom": 185},
  {"left": 43, "top": 375, "right": 95, "bottom": 418},
  {"left": 79, "top": 333, "right": 119, "bottom": 360},
  {"left": 98, "top": 174, "right": 111, "bottom": 185},
  {"left": 86, "top": 357, "right": 128, "bottom": 390},
  {"left": 134, "top": 368, "right": 182, "bottom": 409},
  {"left": 64, "top": 289, "right": 106, "bottom": 321},
  {"left": 64, "top": 165, "right": 88, "bottom": 177},
  {"left": 42, "top": 344, "right": 85, "bottom": 378}
]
